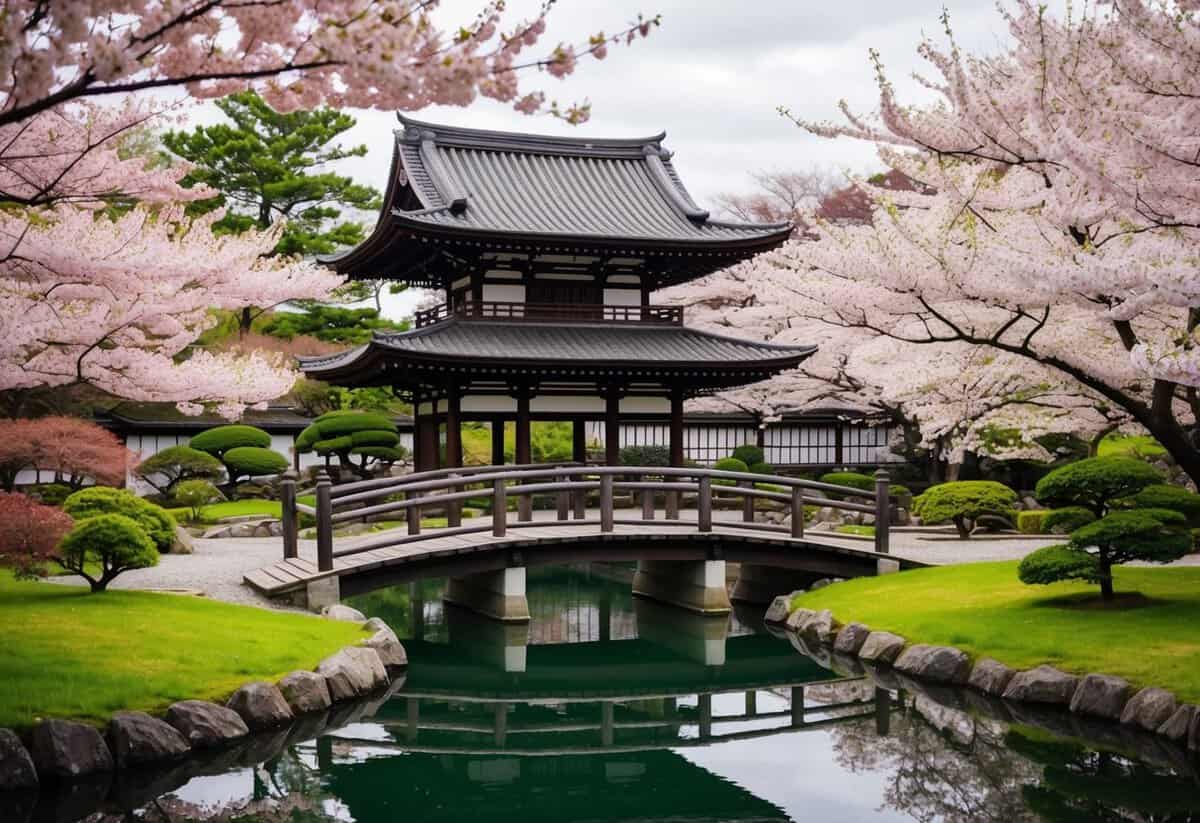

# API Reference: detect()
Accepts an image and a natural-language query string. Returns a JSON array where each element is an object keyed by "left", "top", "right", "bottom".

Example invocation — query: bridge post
[
  {"left": 874, "top": 469, "right": 891, "bottom": 554},
  {"left": 493, "top": 478, "right": 507, "bottom": 537},
  {"left": 740, "top": 479, "right": 754, "bottom": 523},
  {"left": 790, "top": 486, "right": 805, "bottom": 539},
  {"left": 573, "top": 480, "right": 586, "bottom": 520},
  {"left": 600, "top": 473, "right": 614, "bottom": 532},
  {"left": 791, "top": 686, "right": 805, "bottom": 727},
  {"left": 280, "top": 469, "right": 298, "bottom": 559},
  {"left": 447, "top": 472, "right": 461, "bottom": 528},
  {"left": 315, "top": 470, "right": 333, "bottom": 572},
  {"left": 641, "top": 474, "right": 655, "bottom": 521},
  {"left": 697, "top": 475, "right": 712, "bottom": 532},
  {"left": 555, "top": 471, "right": 569, "bottom": 521},
  {"left": 407, "top": 490, "right": 420, "bottom": 536},
  {"left": 698, "top": 693, "right": 712, "bottom": 740}
]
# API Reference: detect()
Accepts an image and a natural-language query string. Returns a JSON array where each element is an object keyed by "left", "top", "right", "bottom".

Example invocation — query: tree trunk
[
  {"left": 90, "top": 579, "right": 108, "bottom": 593},
  {"left": 240, "top": 306, "right": 253, "bottom": 334},
  {"left": 1098, "top": 550, "right": 1114, "bottom": 601},
  {"left": 953, "top": 515, "right": 972, "bottom": 539},
  {"left": 945, "top": 461, "right": 962, "bottom": 482}
]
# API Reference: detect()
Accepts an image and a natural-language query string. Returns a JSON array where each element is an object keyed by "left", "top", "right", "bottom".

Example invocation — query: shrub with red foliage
[
  {"left": 0, "top": 416, "right": 134, "bottom": 491},
  {"left": 0, "top": 492, "right": 74, "bottom": 579}
]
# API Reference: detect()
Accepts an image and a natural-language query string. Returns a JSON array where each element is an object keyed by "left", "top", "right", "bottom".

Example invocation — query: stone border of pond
[
  {"left": 765, "top": 595, "right": 1200, "bottom": 758},
  {"left": 0, "top": 604, "right": 407, "bottom": 802}
]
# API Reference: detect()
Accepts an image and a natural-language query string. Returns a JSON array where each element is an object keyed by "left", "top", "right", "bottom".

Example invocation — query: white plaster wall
[
  {"left": 603, "top": 288, "right": 641, "bottom": 307},
  {"left": 482, "top": 283, "right": 525, "bottom": 303}
]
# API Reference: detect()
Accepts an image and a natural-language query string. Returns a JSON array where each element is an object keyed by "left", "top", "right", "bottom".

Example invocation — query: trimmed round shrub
[
  {"left": 58, "top": 513, "right": 158, "bottom": 592},
  {"left": 303, "top": 410, "right": 396, "bottom": 438},
  {"left": 712, "top": 457, "right": 749, "bottom": 487},
  {"left": 223, "top": 446, "right": 288, "bottom": 480},
  {"left": 1060, "top": 508, "right": 1192, "bottom": 599},
  {"left": 619, "top": 444, "right": 670, "bottom": 467},
  {"left": 911, "top": 480, "right": 1017, "bottom": 538},
  {"left": 1131, "top": 483, "right": 1200, "bottom": 523},
  {"left": 135, "top": 446, "right": 224, "bottom": 493},
  {"left": 1035, "top": 456, "right": 1162, "bottom": 516},
  {"left": 314, "top": 436, "right": 354, "bottom": 455},
  {"left": 1018, "top": 545, "right": 1099, "bottom": 586},
  {"left": 748, "top": 461, "right": 775, "bottom": 476},
  {"left": 63, "top": 487, "right": 176, "bottom": 552},
  {"left": 350, "top": 429, "right": 400, "bottom": 448},
  {"left": 296, "top": 411, "right": 401, "bottom": 478},
  {"left": 731, "top": 444, "right": 765, "bottom": 467},
  {"left": 352, "top": 446, "right": 405, "bottom": 465},
  {"left": 820, "top": 471, "right": 875, "bottom": 492},
  {"left": 190, "top": 424, "right": 271, "bottom": 457},
  {"left": 1016, "top": 510, "right": 1050, "bottom": 535},
  {"left": 1041, "top": 506, "right": 1097, "bottom": 535}
]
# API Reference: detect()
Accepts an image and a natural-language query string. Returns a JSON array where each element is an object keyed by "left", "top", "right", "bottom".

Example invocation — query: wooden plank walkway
[{"left": 243, "top": 520, "right": 909, "bottom": 598}]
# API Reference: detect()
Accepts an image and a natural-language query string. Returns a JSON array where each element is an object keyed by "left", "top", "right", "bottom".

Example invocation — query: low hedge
[{"left": 1016, "top": 510, "right": 1050, "bottom": 535}]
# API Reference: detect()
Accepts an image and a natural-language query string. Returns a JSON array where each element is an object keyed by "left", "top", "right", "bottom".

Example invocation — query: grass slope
[
  {"left": 0, "top": 572, "right": 365, "bottom": 729},
  {"left": 793, "top": 562, "right": 1200, "bottom": 702}
]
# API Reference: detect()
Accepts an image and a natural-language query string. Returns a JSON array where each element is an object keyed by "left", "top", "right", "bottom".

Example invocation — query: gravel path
[{"left": 47, "top": 509, "right": 1197, "bottom": 607}]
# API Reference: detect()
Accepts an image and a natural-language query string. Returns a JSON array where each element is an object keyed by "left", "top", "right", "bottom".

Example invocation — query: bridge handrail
[
  {"left": 278, "top": 464, "right": 894, "bottom": 571},
  {"left": 330, "top": 461, "right": 583, "bottom": 499}
]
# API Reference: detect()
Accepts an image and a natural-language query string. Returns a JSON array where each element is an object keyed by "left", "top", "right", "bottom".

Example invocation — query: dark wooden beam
[
  {"left": 605, "top": 385, "right": 621, "bottom": 466},
  {"left": 572, "top": 419, "right": 587, "bottom": 464},
  {"left": 492, "top": 417, "right": 506, "bottom": 466}
]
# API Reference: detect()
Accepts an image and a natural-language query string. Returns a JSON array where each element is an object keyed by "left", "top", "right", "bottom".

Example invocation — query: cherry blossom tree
[
  {"left": 1, "top": 2, "right": 658, "bottom": 417},
  {"left": 774, "top": 1, "right": 1200, "bottom": 482}
]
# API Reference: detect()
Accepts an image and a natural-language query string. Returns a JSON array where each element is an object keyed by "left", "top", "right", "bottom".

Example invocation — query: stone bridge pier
[
  {"left": 445, "top": 567, "right": 531, "bottom": 623},
  {"left": 631, "top": 559, "right": 732, "bottom": 615},
  {"left": 729, "top": 564, "right": 828, "bottom": 605}
]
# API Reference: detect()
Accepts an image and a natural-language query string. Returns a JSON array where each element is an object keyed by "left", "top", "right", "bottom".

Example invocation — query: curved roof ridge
[{"left": 397, "top": 113, "right": 667, "bottom": 156}]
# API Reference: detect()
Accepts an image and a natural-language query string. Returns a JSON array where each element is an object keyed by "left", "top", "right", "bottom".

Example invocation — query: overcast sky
[{"left": 184, "top": 1, "right": 1036, "bottom": 317}]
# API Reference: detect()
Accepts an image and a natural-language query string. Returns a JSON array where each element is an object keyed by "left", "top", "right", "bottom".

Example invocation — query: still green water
[{"left": 19, "top": 565, "right": 1200, "bottom": 822}]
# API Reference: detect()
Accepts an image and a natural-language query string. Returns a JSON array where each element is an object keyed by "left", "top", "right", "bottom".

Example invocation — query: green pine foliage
[
  {"left": 1041, "top": 506, "right": 1097, "bottom": 534},
  {"left": 172, "top": 479, "right": 224, "bottom": 521},
  {"left": 223, "top": 447, "right": 289, "bottom": 480},
  {"left": 819, "top": 471, "right": 875, "bottom": 491},
  {"left": 134, "top": 445, "right": 224, "bottom": 494},
  {"left": 58, "top": 514, "right": 159, "bottom": 592},
  {"left": 189, "top": 425, "right": 272, "bottom": 457},
  {"left": 63, "top": 487, "right": 176, "bottom": 553},
  {"left": 1131, "top": 483, "right": 1200, "bottom": 523},
  {"left": 619, "top": 445, "right": 671, "bottom": 467},
  {"left": 297, "top": 411, "right": 401, "bottom": 478},
  {"left": 1035, "top": 456, "right": 1162, "bottom": 516},
  {"left": 748, "top": 461, "right": 775, "bottom": 476},
  {"left": 189, "top": 425, "right": 286, "bottom": 494},
  {"left": 912, "top": 480, "right": 1018, "bottom": 539},
  {"left": 258, "top": 305, "right": 408, "bottom": 346},
  {"left": 1017, "top": 545, "right": 1100, "bottom": 586}
]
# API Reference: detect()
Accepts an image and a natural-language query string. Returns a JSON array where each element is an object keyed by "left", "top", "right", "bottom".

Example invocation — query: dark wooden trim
[{"left": 605, "top": 387, "right": 621, "bottom": 466}]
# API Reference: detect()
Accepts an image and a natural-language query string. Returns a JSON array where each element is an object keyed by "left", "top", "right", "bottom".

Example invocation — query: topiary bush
[
  {"left": 731, "top": 444, "right": 765, "bottom": 467},
  {"left": 1130, "top": 483, "right": 1200, "bottom": 525},
  {"left": 712, "top": 456, "right": 749, "bottom": 487},
  {"left": 58, "top": 513, "right": 158, "bottom": 592},
  {"left": 619, "top": 444, "right": 671, "bottom": 467},
  {"left": 1017, "top": 544, "right": 1099, "bottom": 586},
  {"left": 1016, "top": 510, "right": 1050, "bottom": 535},
  {"left": 135, "top": 445, "right": 224, "bottom": 494},
  {"left": 29, "top": 483, "right": 72, "bottom": 506},
  {"left": 190, "top": 425, "right": 284, "bottom": 497},
  {"left": 820, "top": 471, "right": 875, "bottom": 492},
  {"left": 173, "top": 479, "right": 224, "bottom": 521},
  {"left": 63, "top": 487, "right": 176, "bottom": 552},
  {"left": 911, "top": 480, "right": 1018, "bottom": 538},
  {"left": 1042, "top": 506, "right": 1097, "bottom": 534},
  {"left": 748, "top": 461, "right": 775, "bottom": 476},
  {"left": 1019, "top": 508, "right": 1191, "bottom": 600},
  {"left": 296, "top": 411, "right": 400, "bottom": 478},
  {"left": 1035, "top": 456, "right": 1162, "bottom": 517}
]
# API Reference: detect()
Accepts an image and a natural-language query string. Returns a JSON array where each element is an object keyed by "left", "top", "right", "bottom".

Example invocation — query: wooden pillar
[
  {"left": 492, "top": 417, "right": 506, "bottom": 466},
  {"left": 667, "top": 388, "right": 683, "bottom": 519},
  {"left": 604, "top": 386, "right": 620, "bottom": 466},
  {"left": 572, "top": 419, "right": 587, "bottom": 464},
  {"left": 445, "top": 383, "right": 461, "bottom": 527},
  {"left": 515, "top": 387, "right": 532, "bottom": 521},
  {"left": 315, "top": 470, "right": 333, "bottom": 572},
  {"left": 280, "top": 470, "right": 298, "bottom": 559}
]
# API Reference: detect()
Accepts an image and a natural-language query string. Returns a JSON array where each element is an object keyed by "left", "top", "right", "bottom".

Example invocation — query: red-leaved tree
[
  {"left": 0, "top": 417, "right": 134, "bottom": 491},
  {"left": 0, "top": 492, "right": 74, "bottom": 579}
]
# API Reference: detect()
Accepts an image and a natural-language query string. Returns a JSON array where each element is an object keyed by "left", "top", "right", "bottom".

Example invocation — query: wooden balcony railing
[{"left": 414, "top": 300, "right": 684, "bottom": 328}]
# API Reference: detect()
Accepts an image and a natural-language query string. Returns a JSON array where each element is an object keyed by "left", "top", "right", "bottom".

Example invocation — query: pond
[{"left": 14, "top": 564, "right": 1200, "bottom": 822}]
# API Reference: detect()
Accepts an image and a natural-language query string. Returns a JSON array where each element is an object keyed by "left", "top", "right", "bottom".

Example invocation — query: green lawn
[
  {"left": 792, "top": 562, "right": 1200, "bottom": 703},
  {"left": 0, "top": 571, "right": 366, "bottom": 730},
  {"left": 166, "top": 496, "right": 316, "bottom": 524}
]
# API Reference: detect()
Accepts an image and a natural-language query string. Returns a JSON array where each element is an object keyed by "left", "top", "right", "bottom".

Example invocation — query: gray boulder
[
  {"left": 107, "top": 711, "right": 189, "bottom": 769},
  {"left": 0, "top": 728, "right": 38, "bottom": 791},
  {"left": 171, "top": 525, "right": 195, "bottom": 555},
  {"left": 317, "top": 648, "right": 376, "bottom": 700},
  {"left": 30, "top": 719, "right": 113, "bottom": 780},
  {"left": 363, "top": 617, "right": 393, "bottom": 635},
  {"left": 1069, "top": 673, "right": 1132, "bottom": 720},
  {"left": 784, "top": 607, "right": 814, "bottom": 631},
  {"left": 857, "top": 631, "right": 907, "bottom": 664},
  {"left": 363, "top": 630, "right": 408, "bottom": 668},
  {"left": 893, "top": 644, "right": 972, "bottom": 685},
  {"left": 228, "top": 522, "right": 259, "bottom": 538},
  {"left": 226, "top": 682, "right": 294, "bottom": 730},
  {"left": 1002, "top": 665, "right": 1080, "bottom": 705},
  {"left": 833, "top": 622, "right": 871, "bottom": 655},
  {"left": 1157, "top": 704, "right": 1199, "bottom": 745},
  {"left": 344, "top": 646, "right": 389, "bottom": 689},
  {"left": 968, "top": 658, "right": 1016, "bottom": 696},
  {"left": 321, "top": 604, "right": 366, "bottom": 622},
  {"left": 165, "top": 700, "right": 249, "bottom": 749},
  {"left": 764, "top": 595, "right": 792, "bottom": 624},
  {"left": 796, "top": 609, "right": 836, "bottom": 646},
  {"left": 1120, "top": 687, "right": 1178, "bottom": 732},
  {"left": 278, "top": 671, "right": 332, "bottom": 714}
]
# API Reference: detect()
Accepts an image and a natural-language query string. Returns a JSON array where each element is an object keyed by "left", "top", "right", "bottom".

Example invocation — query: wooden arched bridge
[{"left": 245, "top": 463, "right": 919, "bottom": 615}]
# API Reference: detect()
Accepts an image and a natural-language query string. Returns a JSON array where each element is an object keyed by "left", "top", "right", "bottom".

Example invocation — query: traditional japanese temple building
[{"left": 304, "top": 115, "right": 813, "bottom": 471}]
